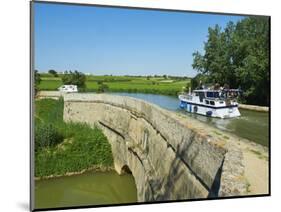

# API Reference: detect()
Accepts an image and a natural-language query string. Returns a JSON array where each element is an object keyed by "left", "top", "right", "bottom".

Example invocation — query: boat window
[
  {"left": 219, "top": 101, "right": 224, "bottom": 104},
  {"left": 210, "top": 101, "right": 215, "bottom": 105},
  {"left": 206, "top": 92, "right": 214, "bottom": 98},
  {"left": 207, "top": 92, "right": 219, "bottom": 98},
  {"left": 214, "top": 92, "right": 219, "bottom": 98},
  {"left": 205, "top": 100, "right": 209, "bottom": 104}
]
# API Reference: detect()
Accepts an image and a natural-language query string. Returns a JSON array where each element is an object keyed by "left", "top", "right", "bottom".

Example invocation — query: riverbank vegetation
[
  {"left": 37, "top": 74, "right": 190, "bottom": 96},
  {"left": 192, "top": 17, "right": 269, "bottom": 106},
  {"left": 35, "top": 98, "right": 113, "bottom": 177}
]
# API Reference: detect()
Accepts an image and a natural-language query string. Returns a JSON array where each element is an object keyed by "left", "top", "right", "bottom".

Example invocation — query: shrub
[
  {"left": 97, "top": 83, "right": 109, "bottom": 93},
  {"left": 62, "top": 70, "right": 86, "bottom": 89},
  {"left": 35, "top": 123, "right": 64, "bottom": 152},
  {"left": 48, "top": 69, "right": 58, "bottom": 77},
  {"left": 34, "top": 70, "right": 41, "bottom": 95}
]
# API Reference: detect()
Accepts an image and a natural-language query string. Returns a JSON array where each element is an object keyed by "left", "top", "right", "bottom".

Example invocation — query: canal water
[
  {"left": 35, "top": 171, "right": 137, "bottom": 209},
  {"left": 114, "top": 92, "right": 269, "bottom": 147}
]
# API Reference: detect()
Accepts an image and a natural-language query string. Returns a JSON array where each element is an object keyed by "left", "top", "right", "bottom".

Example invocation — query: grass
[
  {"left": 38, "top": 80, "right": 62, "bottom": 90},
  {"left": 249, "top": 149, "right": 262, "bottom": 156},
  {"left": 223, "top": 135, "right": 230, "bottom": 140},
  {"left": 38, "top": 75, "right": 190, "bottom": 96},
  {"left": 249, "top": 148, "right": 268, "bottom": 161},
  {"left": 246, "top": 180, "right": 251, "bottom": 193},
  {"left": 35, "top": 98, "right": 113, "bottom": 177},
  {"left": 213, "top": 131, "right": 222, "bottom": 136}
]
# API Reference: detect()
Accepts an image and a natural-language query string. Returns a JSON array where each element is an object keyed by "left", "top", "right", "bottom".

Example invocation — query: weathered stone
[{"left": 63, "top": 93, "right": 249, "bottom": 201}]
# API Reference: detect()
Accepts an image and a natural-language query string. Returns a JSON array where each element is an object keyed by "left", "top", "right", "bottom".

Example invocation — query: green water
[
  {"left": 114, "top": 93, "right": 269, "bottom": 146},
  {"left": 182, "top": 108, "right": 269, "bottom": 146},
  {"left": 35, "top": 171, "right": 137, "bottom": 209}
]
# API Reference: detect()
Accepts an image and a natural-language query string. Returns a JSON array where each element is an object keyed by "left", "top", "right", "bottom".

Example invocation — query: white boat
[
  {"left": 178, "top": 88, "right": 241, "bottom": 118},
  {"left": 58, "top": 85, "right": 78, "bottom": 93}
]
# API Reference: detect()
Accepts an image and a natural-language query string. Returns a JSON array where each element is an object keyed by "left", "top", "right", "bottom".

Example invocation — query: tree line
[
  {"left": 192, "top": 16, "right": 270, "bottom": 106},
  {"left": 34, "top": 70, "right": 87, "bottom": 94}
]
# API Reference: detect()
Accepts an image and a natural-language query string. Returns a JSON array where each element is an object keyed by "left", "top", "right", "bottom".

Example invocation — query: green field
[
  {"left": 35, "top": 98, "right": 113, "bottom": 177},
  {"left": 38, "top": 75, "right": 190, "bottom": 96}
]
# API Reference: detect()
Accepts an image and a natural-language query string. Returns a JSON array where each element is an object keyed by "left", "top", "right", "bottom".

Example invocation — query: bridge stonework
[{"left": 63, "top": 94, "right": 247, "bottom": 202}]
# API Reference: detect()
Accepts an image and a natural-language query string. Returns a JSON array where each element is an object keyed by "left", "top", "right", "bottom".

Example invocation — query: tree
[
  {"left": 48, "top": 69, "right": 58, "bottom": 77},
  {"left": 97, "top": 82, "right": 109, "bottom": 93},
  {"left": 190, "top": 73, "right": 210, "bottom": 90},
  {"left": 192, "top": 17, "right": 269, "bottom": 106},
  {"left": 184, "top": 82, "right": 190, "bottom": 93},
  {"left": 34, "top": 70, "right": 41, "bottom": 94},
  {"left": 62, "top": 70, "right": 86, "bottom": 89}
]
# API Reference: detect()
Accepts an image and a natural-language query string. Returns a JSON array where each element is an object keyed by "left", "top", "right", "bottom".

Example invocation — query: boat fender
[
  {"left": 206, "top": 111, "right": 212, "bottom": 116},
  {"left": 180, "top": 101, "right": 186, "bottom": 109},
  {"left": 194, "top": 106, "right": 198, "bottom": 113}
]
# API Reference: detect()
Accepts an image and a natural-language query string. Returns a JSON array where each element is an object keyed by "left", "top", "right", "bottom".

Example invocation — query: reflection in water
[
  {"left": 35, "top": 171, "right": 137, "bottom": 209},
  {"left": 114, "top": 92, "right": 269, "bottom": 146}
]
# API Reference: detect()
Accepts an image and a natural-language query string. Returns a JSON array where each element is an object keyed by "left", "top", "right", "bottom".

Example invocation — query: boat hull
[{"left": 179, "top": 99, "right": 240, "bottom": 118}]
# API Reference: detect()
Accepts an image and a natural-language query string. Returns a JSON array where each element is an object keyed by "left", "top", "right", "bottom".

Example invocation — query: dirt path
[{"left": 243, "top": 150, "right": 269, "bottom": 194}]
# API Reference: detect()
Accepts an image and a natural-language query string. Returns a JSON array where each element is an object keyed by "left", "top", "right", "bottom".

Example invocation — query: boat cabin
[{"left": 178, "top": 87, "right": 241, "bottom": 118}]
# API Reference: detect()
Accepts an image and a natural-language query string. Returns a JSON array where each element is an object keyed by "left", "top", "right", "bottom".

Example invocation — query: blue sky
[{"left": 34, "top": 2, "right": 244, "bottom": 77}]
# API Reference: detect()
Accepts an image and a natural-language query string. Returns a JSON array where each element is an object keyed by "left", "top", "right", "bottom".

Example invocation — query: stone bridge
[{"left": 62, "top": 93, "right": 264, "bottom": 202}]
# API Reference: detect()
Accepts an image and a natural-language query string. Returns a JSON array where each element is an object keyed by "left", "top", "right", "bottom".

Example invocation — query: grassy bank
[
  {"left": 35, "top": 98, "right": 113, "bottom": 177},
  {"left": 38, "top": 75, "right": 190, "bottom": 96}
]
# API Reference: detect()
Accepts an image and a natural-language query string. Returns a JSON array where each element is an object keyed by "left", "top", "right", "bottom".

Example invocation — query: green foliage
[
  {"left": 183, "top": 82, "right": 190, "bottom": 93},
  {"left": 61, "top": 70, "right": 86, "bottom": 89},
  {"left": 34, "top": 70, "right": 41, "bottom": 94},
  {"left": 35, "top": 122, "right": 113, "bottom": 177},
  {"left": 34, "top": 98, "right": 113, "bottom": 177},
  {"left": 38, "top": 80, "right": 62, "bottom": 90},
  {"left": 48, "top": 69, "right": 58, "bottom": 77},
  {"left": 35, "top": 97, "right": 64, "bottom": 123},
  {"left": 192, "top": 17, "right": 269, "bottom": 106},
  {"left": 190, "top": 77, "right": 199, "bottom": 91},
  {"left": 190, "top": 74, "right": 210, "bottom": 90},
  {"left": 38, "top": 75, "right": 190, "bottom": 96},
  {"left": 97, "top": 82, "right": 109, "bottom": 93},
  {"left": 35, "top": 123, "right": 64, "bottom": 152},
  {"left": 97, "top": 80, "right": 103, "bottom": 85}
]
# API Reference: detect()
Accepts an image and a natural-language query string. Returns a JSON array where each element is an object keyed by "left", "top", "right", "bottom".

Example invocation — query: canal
[
  {"left": 114, "top": 92, "right": 269, "bottom": 147},
  {"left": 35, "top": 170, "right": 137, "bottom": 209}
]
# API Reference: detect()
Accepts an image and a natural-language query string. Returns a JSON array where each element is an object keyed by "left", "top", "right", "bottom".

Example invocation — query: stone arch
[
  {"left": 63, "top": 94, "right": 249, "bottom": 200},
  {"left": 120, "top": 164, "right": 132, "bottom": 174}
]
